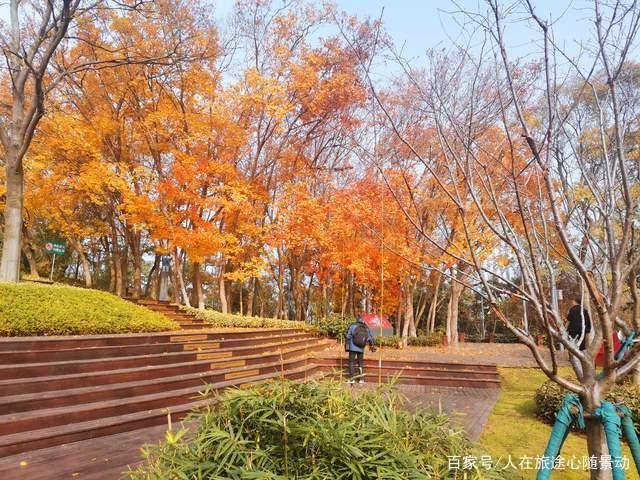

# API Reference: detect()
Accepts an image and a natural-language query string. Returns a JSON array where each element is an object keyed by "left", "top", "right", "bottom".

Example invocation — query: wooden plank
[
  {"left": 170, "top": 334, "right": 207, "bottom": 342},
  {"left": 210, "top": 360, "right": 245, "bottom": 369},
  {"left": 225, "top": 369, "right": 260, "bottom": 380},
  {"left": 183, "top": 342, "right": 219, "bottom": 351},
  {"left": 196, "top": 351, "right": 232, "bottom": 360}
]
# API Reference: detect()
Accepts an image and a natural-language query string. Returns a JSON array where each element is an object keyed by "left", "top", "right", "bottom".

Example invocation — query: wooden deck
[{"left": 0, "top": 425, "right": 167, "bottom": 479}]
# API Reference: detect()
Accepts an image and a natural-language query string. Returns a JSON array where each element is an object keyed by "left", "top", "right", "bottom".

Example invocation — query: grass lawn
[{"left": 478, "top": 368, "right": 639, "bottom": 480}]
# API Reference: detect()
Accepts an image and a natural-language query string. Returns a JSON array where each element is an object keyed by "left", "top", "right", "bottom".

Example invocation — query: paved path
[
  {"left": 325, "top": 341, "right": 570, "bottom": 367},
  {"left": 395, "top": 384, "right": 501, "bottom": 440}
]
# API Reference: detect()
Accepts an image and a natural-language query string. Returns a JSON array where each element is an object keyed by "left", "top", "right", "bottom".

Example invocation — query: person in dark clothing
[
  {"left": 345, "top": 316, "right": 375, "bottom": 384},
  {"left": 567, "top": 297, "right": 592, "bottom": 350}
]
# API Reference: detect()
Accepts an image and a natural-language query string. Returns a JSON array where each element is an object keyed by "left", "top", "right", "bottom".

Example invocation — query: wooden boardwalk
[{"left": 0, "top": 425, "right": 166, "bottom": 479}]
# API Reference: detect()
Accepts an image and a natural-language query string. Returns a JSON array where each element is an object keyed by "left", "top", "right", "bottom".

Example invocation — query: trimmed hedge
[
  {"left": 0, "top": 282, "right": 178, "bottom": 336},
  {"left": 182, "top": 306, "right": 314, "bottom": 331},
  {"left": 315, "top": 313, "right": 354, "bottom": 338},
  {"left": 535, "top": 379, "right": 640, "bottom": 429},
  {"left": 128, "top": 379, "right": 503, "bottom": 479}
]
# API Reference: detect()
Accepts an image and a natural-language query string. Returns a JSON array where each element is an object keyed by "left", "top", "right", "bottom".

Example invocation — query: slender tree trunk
[
  {"left": 427, "top": 273, "right": 441, "bottom": 333},
  {"left": 239, "top": 282, "right": 244, "bottom": 316},
  {"left": 173, "top": 250, "right": 190, "bottom": 307},
  {"left": 219, "top": 259, "right": 228, "bottom": 314},
  {"left": 0, "top": 155, "right": 24, "bottom": 282},
  {"left": 119, "top": 237, "right": 129, "bottom": 297},
  {"left": 192, "top": 262, "right": 204, "bottom": 309},
  {"left": 130, "top": 232, "right": 142, "bottom": 299},
  {"left": 446, "top": 267, "right": 464, "bottom": 346},
  {"left": 145, "top": 254, "right": 160, "bottom": 299},
  {"left": 247, "top": 277, "right": 255, "bottom": 316},
  {"left": 275, "top": 260, "right": 284, "bottom": 319}
]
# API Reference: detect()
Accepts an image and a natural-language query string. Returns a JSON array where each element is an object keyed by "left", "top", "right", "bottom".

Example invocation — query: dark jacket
[
  {"left": 345, "top": 320, "right": 374, "bottom": 353},
  {"left": 567, "top": 304, "right": 591, "bottom": 350}
]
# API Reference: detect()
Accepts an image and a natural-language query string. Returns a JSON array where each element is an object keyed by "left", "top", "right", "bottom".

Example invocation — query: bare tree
[{"left": 340, "top": 1, "right": 640, "bottom": 476}]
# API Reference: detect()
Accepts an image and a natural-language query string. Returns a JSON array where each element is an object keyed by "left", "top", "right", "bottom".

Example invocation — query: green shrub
[
  {"left": 183, "top": 306, "right": 315, "bottom": 331},
  {"left": 375, "top": 334, "right": 403, "bottom": 348},
  {"left": 408, "top": 331, "right": 444, "bottom": 347},
  {"left": 0, "top": 282, "right": 177, "bottom": 336},
  {"left": 535, "top": 379, "right": 640, "bottom": 428},
  {"left": 315, "top": 313, "right": 354, "bottom": 338},
  {"left": 128, "top": 379, "right": 504, "bottom": 479}
]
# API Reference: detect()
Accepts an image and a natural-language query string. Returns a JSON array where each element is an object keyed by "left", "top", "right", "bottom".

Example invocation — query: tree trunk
[
  {"left": 247, "top": 277, "right": 255, "bottom": 316},
  {"left": 21, "top": 244, "right": 39, "bottom": 278},
  {"left": 173, "top": 250, "right": 190, "bottom": 307},
  {"left": 427, "top": 273, "right": 441, "bottom": 333},
  {"left": 0, "top": 155, "right": 24, "bottom": 282},
  {"left": 72, "top": 241, "right": 92, "bottom": 288},
  {"left": 401, "top": 286, "right": 411, "bottom": 347},
  {"left": 275, "top": 261, "right": 284, "bottom": 319},
  {"left": 192, "top": 262, "right": 204, "bottom": 309},
  {"left": 219, "top": 259, "right": 228, "bottom": 314},
  {"left": 446, "top": 268, "right": 464, "bottom": 346},
  {"left": 145, "top": 254, "right": 161, "bottom": 299},
  {"left": 585, "top": 418, "right": 613, "bottom": 480},
  {"left": 130, "top": 232, "right": 142, "bottom": 299}
]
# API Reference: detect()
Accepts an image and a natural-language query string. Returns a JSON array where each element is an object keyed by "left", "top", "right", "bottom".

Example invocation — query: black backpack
[{"left": 352, "top": 323, "right": 368, "bottom": 348}]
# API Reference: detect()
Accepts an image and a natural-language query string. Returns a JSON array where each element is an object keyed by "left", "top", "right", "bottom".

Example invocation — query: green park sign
[{"left": 44, "top": 241, "right": 66, "bottom": 256}]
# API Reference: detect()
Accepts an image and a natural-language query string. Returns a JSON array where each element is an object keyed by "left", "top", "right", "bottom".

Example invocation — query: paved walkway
[
  {"left": 325, "top": 341, "right": 570, "bottom": 367},
  {"left": 395, "top": 384, "right": 501, "bottom": 440}
]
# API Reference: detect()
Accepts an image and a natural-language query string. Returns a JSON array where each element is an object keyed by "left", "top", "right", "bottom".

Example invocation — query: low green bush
[
  {"left": 315, "top": 313, "right": 354, "bottom": 338},
  {"left": 128, "top": 379, "right": 503, "bottom": 479},
  {"left": 408, "top": 331, "right": 444, "bottom": 346},
  {"left": 0, "top": 282, "right": 177, "bottom": 336},
  {"left": 535, "top": 379, "right": 640, "bottom": 428},
  {"left": 182, "top": 306, "right": 314, "bottom": 331}
]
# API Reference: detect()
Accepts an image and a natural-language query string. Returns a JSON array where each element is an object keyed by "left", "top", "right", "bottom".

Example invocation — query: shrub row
[
  {"left": 535, "top": 379, "right": 640, "bottom": 428},
  {"left": 127, "top": 379, "right": 503, "bottom": 479},
  {"left": 182, "top": 306, "right": 314, "bottom": 331},
  {"left": 0, "top": 282, "right": 177, "bottom": 336}
]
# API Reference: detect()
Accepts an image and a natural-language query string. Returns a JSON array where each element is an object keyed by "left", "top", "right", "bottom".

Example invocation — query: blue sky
[
  {"left": 0, "top": 1, "right": 597, "bottom": 72},
  {"left": 212, "top": 0, "right": 595, "bottom": 65}
]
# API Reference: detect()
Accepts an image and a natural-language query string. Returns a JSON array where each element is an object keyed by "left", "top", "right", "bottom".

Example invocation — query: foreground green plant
[
  {"left": 0, "top": 282, "right": 177, "bottom": 335},
  {"left": 182, "top": 306, "right": 315, "bottom": 331},
  {"left": 129, "top": 379, "right": 504, "bottom": 479}
]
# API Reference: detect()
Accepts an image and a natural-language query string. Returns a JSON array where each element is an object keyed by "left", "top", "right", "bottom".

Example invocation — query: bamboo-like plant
[{"left": 128, "top": 379, "right": 503, "bottom": 479}]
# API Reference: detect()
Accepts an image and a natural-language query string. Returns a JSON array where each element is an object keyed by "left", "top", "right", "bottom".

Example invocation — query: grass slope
[
  {"left": 0, "top": 282, "right": 178, "bottom": 336},
  {"left": 479, "top": 368, "right": 638, "bottom": 480}
]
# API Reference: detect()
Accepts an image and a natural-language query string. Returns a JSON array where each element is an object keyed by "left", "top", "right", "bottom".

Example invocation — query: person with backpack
[{"left": 345, "top": 316, "right": 376, "bottom": 384}]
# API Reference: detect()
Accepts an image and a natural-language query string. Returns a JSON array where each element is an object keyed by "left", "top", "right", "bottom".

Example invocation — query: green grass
[
  {"left": 479, "top": 368, "right": 639, "bottom": 480},
  {"left": 0, "top": 282, "right": 178, "bottom": 335}
]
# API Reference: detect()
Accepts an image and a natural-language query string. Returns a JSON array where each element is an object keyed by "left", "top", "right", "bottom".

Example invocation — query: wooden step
[
  {"left": 0, "top": 365, "right": 321, "bottom": 456},
  {"left": 0, "top": 341, "right": 334, "bottom": 396},
  {"left": 0, "top": 335, "right": 326, "bottom": 379},
  {"left": 0, "top": 328, "right": 307, "bottom": 352},
  {"left": 0, "top": 355, "right": 321, "bottom": 415},
  {"left": 314, "top": 358, "right": 500, "bottom": 378},
  {"left": 0, "top": 331, "right": 314, "bottom": 365},
  {"left": 319, "top": 368, "right": 500, "bottom": 388}
]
